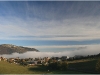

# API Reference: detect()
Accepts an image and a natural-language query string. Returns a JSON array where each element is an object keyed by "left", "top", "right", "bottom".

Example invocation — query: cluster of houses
[
  {"left": 0, "top": 56, "right": 69, "bottom": 66},
  {"left": 0, "top": 57, "right": 7, "bottom": 61}
]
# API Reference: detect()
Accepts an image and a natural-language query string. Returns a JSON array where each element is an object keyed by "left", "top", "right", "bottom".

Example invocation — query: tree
[
  {"left": 96, "top": 58, "right": 100, "bottom": 73},
  {"left": 47, "top": 61, "right": 68, "bottom": 71},
  {"left": 60, "top": 61, "right": 68, "bottom": 70}
]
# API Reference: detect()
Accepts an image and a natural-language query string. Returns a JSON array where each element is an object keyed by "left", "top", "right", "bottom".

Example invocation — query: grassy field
[
  {"left": 0, "top": 58, "right": 99, "bottom": 74},
  {"left": 68, "top": 59, "right": 98, "bottom": 74},
  {"left": 0, "top": 61, "right": 85, "bottom": 74}
]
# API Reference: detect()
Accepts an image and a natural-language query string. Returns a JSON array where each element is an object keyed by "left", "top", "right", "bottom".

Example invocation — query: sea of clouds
[{"left": 1, "top": 44, "right": 100, "bottom": 58}]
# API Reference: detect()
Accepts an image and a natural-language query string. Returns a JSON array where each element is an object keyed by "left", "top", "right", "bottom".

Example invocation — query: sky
[{"left": 0, "top": 1, "right": 100, "bottom": 57}]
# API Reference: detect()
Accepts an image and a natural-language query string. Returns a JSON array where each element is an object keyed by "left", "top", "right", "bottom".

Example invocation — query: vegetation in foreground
[
  {"left": 96, "top": 58, "right": 100, "bottom": 73},
  {"left": 0, "top": 53, "right": 100, "bottom": 74},
  {"left": 68, "top": 59, "right": 98, "bottom": 74},
  {"left": 0, "top": 61, "right": 84, "bottom": 74},
  {"left": 0, "top": 59, "right": 99, "bottom": 74}
]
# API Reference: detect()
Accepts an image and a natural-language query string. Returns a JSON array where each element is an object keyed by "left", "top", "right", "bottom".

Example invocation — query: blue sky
[{"left": 0, "top": 1, "right": 100, "bottom": 56}]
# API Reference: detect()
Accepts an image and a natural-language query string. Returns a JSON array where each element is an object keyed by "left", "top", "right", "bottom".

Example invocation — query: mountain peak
[
  {"left": 1, "top": 44, "right": 17, "bottom": 47},
  {"left": 0, "top": 44, "right": 39, "bottom": 54}
]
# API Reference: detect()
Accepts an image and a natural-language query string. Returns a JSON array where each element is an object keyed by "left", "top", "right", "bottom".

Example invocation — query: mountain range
[{"left": 0, "top": 44, "right": 39, "bottom": 54}]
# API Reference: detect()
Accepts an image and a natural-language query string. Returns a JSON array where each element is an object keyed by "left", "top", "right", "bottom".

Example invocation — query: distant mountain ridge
[{"left": 0, "top": 44, "right": 39, "bottom": 54}]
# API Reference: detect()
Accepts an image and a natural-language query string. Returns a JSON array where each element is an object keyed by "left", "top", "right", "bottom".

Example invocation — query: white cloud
[
  {"left": 1, "top": 44, "right": 100, "bottom": 58},
  {"left": 0, "top": 16, "right": 100, "bottom": 41},
  {"left": 24, "top": 45, "right": 86, "bottom": 49}
]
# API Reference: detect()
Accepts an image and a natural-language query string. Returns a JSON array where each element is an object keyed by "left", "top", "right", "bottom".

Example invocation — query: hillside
[
  {"left": 0, "top": 61, "right": 84, "bottom": 74},
  {"left": 0, "top": 44, "right": 39, "bottom": 54}
]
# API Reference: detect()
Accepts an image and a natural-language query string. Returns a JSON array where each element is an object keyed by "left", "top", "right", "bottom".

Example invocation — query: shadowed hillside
[{"left": 0, "top": 44, "right": 39, "bottom": 54}]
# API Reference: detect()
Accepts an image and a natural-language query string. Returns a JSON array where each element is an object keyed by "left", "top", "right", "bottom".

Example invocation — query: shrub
[
  {"left": 47, "top": 61, "right": 68, "bottom": 71},
  {"left": 60, "top": 61, "right": 68, "bottom": 70},
  {"left": 47, "top": 62, "right": 57, "bottom": 70},
  {"left": 96, "top": 58, "right": 100, "bottom": 73}
]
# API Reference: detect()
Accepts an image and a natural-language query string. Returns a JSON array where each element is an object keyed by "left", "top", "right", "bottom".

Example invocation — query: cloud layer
[
  {"left": 0, "top": 16, "right": 100, "bottom": 41},
  {"left": 0, "top": 2, "right": 100, "bottom": 41},
  {"left": 1, "top": 44, "right": 100, "bottom": 58}
]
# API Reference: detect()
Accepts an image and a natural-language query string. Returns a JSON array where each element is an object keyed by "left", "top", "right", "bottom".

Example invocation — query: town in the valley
[{"left": 0, "top": 56, "right": 69, "bottom": 66}]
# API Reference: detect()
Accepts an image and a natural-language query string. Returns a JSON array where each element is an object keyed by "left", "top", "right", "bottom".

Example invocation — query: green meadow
[
  {"left": 0, "top": 58, "right": 99, "bottom": 74},
  {"left": 68, "top": 59, "right": 98, "bottom": 74},
  {"left": 0, "top": 61, "right": 84, "bottom": 74}
]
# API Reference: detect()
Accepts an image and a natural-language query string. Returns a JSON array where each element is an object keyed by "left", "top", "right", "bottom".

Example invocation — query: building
[{"left": 61, "top": 56, "right": 69, "bottom": 61}]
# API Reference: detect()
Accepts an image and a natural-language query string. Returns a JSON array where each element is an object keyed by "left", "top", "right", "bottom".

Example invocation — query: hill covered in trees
[{"left": 0, "top": 44, "right": 39, "bottom": 54}]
